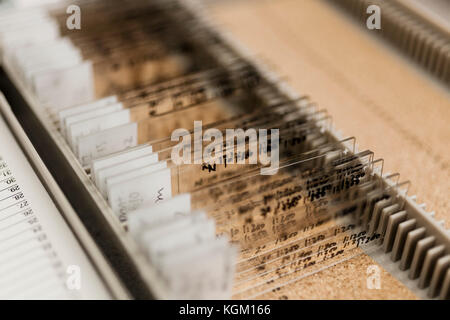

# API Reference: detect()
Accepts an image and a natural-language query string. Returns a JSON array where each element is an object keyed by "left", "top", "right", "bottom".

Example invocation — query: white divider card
[
  {"left": 64, "top": 103, "right": 123, "bottom": 141},
  {"left": 8, "top": 0, "right": 64, "bottom": 7},
  {"left": 22, "top": 49, "right": 82, "bottom": 89},
  {"left": 158, "top": 237, "right": 236, "bottom": 300},
  {"left": 90, "top": 144, "right": 152, "bottom": 182},
  {"left": 126, "top": 199, "right": 235, "bottom": 299},
  {"left": 108, "top": 167, "right": 172, "bottom": 222},
  {"left": 77, "top": 122, "right": 138, "bottom": 167},
  {"left": 0, "top": 8, "right": 46, "bottom": 23},
  {"left": 136, "top": 211, "right": 209, "bottom": 249},
  {"left": 32, "top": 61, "right": 95, "bottom": 109},
  {"left": 95, "top": 152, "right": 159, "bottom": 198},
  {"left": 127, "top": 193, "right": 192, "bottom": 235},
  {"left": 0, "top": 6, "right": 94, "bottom": 110},
  {"left": 69, "top": 109, "right": 131, "bottom": 155},
  {"left": 143, "top": 216, "right": 217, "bottom": 263},
  {"left": 66, "top": 104, "right": 125, "bottom": 149},
  {"left": 22, "top": 42, "right": 80, "bottom": 76},
  {"left": 105, "top": 161, "right": 167, "bottom": 199},
  {"left": 0, "top": 112, "right": 110, "bottom": 299},
  {"left": 58, "top": 95, "right": 118, "bottom": 133},
  {"left": 7, "top": 37, "right": 72, "bottom": 60},
  {"left": 7, "top": 38, "right": 76, "bottom": 80},
  {"left": 66, "top": 107, "right": 130, "bottom": 154},
  {"left": 0, "top": 19, "right": 60, "bottom": 53},
  {"left": 20, "top": 41, "right": 79, "bottom": 71},
  {"left": 28, "top": 56, "right": 84, "bottom": 88}
]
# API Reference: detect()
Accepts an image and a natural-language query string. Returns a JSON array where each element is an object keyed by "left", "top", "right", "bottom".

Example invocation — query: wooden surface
[{"left": 206, "top": 0, "right": 450, "bottom": 299}]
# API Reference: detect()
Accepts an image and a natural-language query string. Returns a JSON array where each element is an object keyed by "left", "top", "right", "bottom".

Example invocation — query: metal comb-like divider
[{"left": 328, "top": 0, "right": 450, "bottom": 85}]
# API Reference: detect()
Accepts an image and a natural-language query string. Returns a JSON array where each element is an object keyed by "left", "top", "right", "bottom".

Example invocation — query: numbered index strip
[{"left": 0, "top": 157, "right": 73, "bottom": 299}]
